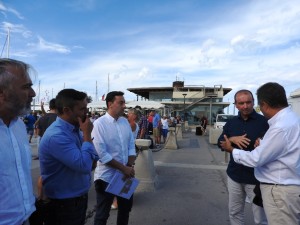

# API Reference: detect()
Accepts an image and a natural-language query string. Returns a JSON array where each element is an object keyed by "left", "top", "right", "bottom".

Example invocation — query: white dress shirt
[
  {"left": 233, "top": 107, "right": 300, "bottom": 185},
  {"left": 92, "top": 113, "right": 136, "bottom": 183},
  {"left": 0, "top": 118, "right": 36, "bottom": 225}
]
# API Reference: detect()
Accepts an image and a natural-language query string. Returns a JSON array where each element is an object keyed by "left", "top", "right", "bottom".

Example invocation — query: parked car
[{"left": 214, "top": 114, "right": 235, "bottom": 129}]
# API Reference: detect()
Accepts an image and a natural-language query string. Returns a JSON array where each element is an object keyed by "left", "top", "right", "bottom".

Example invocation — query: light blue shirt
[
  {"left": 92, "top": 113, "right": 136, "bottom": 183},
  {"left": 39, "top": 117, "right": 98, "bottom": 199},
  {"left": 233, "top": 107, "right": 300, "bottom": 185},
  {"left": 0, "top": 118, "right": 35, "bottom": 225}
]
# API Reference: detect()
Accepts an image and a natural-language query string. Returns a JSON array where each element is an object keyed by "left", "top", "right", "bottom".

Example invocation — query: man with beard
[
  {"left": 92, "top": 91, "right": 136, "bottom": 225},
  {"left": 39, "top": 89, "right": 98, "bottom": 225},
  {"left": 0, "top": 58, "right": 36, "bottom": 225}
]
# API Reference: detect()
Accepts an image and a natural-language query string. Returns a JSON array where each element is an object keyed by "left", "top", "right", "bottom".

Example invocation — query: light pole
[{"left": 182, "top": 93, "right": 187, "bottom": 121}]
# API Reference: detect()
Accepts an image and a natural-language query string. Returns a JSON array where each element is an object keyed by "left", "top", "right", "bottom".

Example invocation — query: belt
[
  {"left": 260, "top": 182, "right": 292, "bottom": 186},
  {"left": 49, "top": 193, "right": 88, "bottom": 203}
]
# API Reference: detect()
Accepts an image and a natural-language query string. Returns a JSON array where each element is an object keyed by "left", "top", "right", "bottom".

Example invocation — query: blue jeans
[
  {"left": 94, "top": 179, "right": 133, "bottom": 225},
  {"left": 44, "top": 194, "right": 88, "bottom": 225}
]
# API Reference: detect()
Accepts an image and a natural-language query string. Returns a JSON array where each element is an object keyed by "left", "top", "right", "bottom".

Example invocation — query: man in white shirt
[
  {"left": 92, "top": 91, "right": 136, "bottom": 225},
  {"left": 0, "top": 58, "right": 36, "bottom": 225},
  {"left": 221, "top": 82, "right": 300, "bottom": 225}
]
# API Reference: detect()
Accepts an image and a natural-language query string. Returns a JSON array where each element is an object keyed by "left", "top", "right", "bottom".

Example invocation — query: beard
[{"left": 6, "top": 91, "right": 32, "bottom": 117}]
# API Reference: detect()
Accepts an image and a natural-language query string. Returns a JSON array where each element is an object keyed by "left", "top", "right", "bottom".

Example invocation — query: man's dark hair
[
  {"left": 256, "top": 82, "right": 288, "bottom": 108},
  {"left": 55, "top": 89, "right": 87, "bottom": 115},
  {"left": 105, "top": 91, "right": 124, "bottom": 108},
  {"left": 234, "top": 89, "right": 254, "bottom": 104},
  {"left": 49, "top": 98, "right": 56, "bottom": 110}
]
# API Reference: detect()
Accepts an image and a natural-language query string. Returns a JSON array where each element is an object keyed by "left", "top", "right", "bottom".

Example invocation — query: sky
[{"left": 1, "top": 0, "right": 300, "bottom": 113}]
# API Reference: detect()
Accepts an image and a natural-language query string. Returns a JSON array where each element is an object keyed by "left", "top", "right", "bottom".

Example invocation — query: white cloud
[
  {"left": 1, "top": 22, "right": 31, "bottom": 38},
  {"left": 138, "top": 67, "right": 150, "bottom": 78},
  {"left": 0, "top": 3, "right": 24, "bottom": 19},
  {"left": 28, "top": 36, "right": 71, "bottom": 54},
  {"left": 3, "top": 0, "right": 300, "bottom": 104}
]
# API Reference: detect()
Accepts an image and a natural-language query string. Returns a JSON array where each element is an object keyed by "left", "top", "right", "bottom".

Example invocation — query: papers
[{"left": 105, "top": 171, "right": 139, "bottom": 199}]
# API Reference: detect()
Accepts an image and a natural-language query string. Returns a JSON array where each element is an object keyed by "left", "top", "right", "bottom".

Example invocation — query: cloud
[
  {"left": 138, "top": 67, "right": 150, "bottom": 78},
  {"left": 4, "top": 0, "right": 299, "bottom": 104},
  {"left": 28, "top": 36, "right": 71, "bottom": 54},
  {"left": 1, "top": 22, "right": 31, "bottom": 38},
  {"left": 0, "top": 2, "right": 24, "bottom": 19}
]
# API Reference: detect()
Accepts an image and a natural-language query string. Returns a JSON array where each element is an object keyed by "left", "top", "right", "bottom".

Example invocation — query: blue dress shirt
[
  {"left": 218, "top": 110, "right": 269, "bottom": 184},
  {"left": 0, "top": 118, "right": 35, "bottom": 225},
  {"left": 39, "top": 117, "right": 98, "bottom": 199}
]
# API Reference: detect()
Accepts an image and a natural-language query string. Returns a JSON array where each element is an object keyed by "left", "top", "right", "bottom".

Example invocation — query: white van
[{"left": 214, "top": 114, "right": 235, "bottom": 129}]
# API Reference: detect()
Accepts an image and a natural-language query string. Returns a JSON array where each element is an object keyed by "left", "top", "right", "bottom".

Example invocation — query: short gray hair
[{"left": 0, "top": 58, "right": 35, "bottom": 91}]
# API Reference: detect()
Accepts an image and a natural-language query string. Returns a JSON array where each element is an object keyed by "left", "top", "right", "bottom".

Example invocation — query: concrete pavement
[{"left": 30, "top": 129, "right": 255, "bottom": 225}]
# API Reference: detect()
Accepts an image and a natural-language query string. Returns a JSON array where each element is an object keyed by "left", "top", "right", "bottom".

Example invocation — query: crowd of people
[{"left": 1, "top": 58, "right": 300, "bottom": 225}]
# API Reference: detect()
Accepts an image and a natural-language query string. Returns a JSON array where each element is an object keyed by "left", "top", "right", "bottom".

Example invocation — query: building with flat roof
[{"left": 127, "top": 81, "right": 232, "bottom": 125}]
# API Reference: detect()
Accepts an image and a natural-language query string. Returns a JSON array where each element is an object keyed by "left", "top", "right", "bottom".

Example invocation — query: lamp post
[{"left": 182, "top": 93, "right": 187, "bottom": 121}]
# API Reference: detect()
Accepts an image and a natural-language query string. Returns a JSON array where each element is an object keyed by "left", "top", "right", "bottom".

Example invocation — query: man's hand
[
  {"left": 229, "top": 134, "right": 250, "bottom": 149},
  {"left": 122, "top": 165, "right": 135, "bottom": 178},
  {"left": 220, "top": 135, "right": 234, "bottom": 153},
  {"left": 254, "top": 138, "right": 261, "bottom": 148},
  {"left": 78, "top": 117, "right": 93, "bottom": 142}
]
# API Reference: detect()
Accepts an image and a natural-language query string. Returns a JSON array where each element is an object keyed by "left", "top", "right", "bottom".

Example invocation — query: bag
[{"left": 252, "top": 183, "right": 263, "bottom": 207}]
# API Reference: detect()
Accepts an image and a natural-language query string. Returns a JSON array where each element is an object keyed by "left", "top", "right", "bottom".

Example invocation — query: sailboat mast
[
  {"left": 7, "top": 27, "right": 10, "bottom": 58},
  {"left": 107, "top": 73, "right": 110, "bottom": 93}
]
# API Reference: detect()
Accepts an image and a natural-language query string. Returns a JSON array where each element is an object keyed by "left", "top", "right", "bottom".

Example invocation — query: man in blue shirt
[
  {"left": 218, "top": 90, "right": 268, "bottom": 225},
  {"left": 23, "top": 111, "right": 36, "bottom": 143},
  {"left": 152, "top": 110, "right": 161, "bottom": 146},
  {"left": 0, "top": 58, "right": 36, "bottom": 225},
  {"left": 39, "top": 89, "right": 98, "bottom": 225}
]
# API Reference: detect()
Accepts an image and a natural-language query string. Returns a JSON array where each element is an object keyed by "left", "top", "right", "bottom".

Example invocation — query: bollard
[
  {"left": 184, "top": 121, "right": 189, "bottom": 132},
  {"left": 176, "top": 124, "right": 183, "bottom": 139},
  {"left": 135, "top": 139, "right": 159, "bottom": 192},
  {"left": 209, "top": 128, "right": 223, "bottom": 144},
  {"left": 164, "top": 127, "right": 178, "bottom": 149}
]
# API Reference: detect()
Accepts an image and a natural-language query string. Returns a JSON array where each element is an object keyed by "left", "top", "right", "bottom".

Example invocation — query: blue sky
[{"left": 1, "top": 0, "right": 300, "bottom": 112}]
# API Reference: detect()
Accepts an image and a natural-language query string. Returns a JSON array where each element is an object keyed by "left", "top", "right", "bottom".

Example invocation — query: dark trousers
[
  {"left": 44, "top": 194, "right": 88, "bottom": 225},
  {"left": 94, "top": 179, "right": 133, "bottom": 225}
]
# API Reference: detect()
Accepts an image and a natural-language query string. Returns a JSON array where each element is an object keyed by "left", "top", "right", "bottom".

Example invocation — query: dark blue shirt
[
  {"left": 24, "top": 114, "right": 36, "bottom": 129},
  {"left": 39, "top": 117, "right": 98, "bottom": 199},
  {"left": 218, "top": 110, "right": 269, "bottom": 184}
]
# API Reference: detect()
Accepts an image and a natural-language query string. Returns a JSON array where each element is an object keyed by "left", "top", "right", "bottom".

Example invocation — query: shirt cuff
[
  {"left": 100, "top": 154, "right": 113, "bottom": 164},
  {"left": 232, "top": 149, "right": 241, "bottom": 163},
  {"left": 82, "top": 142, "right": 98, "bottom": 160}
]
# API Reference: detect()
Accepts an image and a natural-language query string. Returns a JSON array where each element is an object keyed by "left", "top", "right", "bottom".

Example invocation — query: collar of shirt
[
  {"left": 0, "top": 116, "right": 18, "bottom": 126},
  {"left": 237, "top": 110, "right": 259, "bottom": 121},
  {"left": 104, "top": 112, "right": 118, "bottom": 123},
  {"left": 56, "top": 117, "right": 79, "bottom": 132},
  {"left": 267, "top": 107, "right": 289, "bottom": 127}
]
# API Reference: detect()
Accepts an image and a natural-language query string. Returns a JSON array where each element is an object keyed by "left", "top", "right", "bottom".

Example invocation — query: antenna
[
  {"left": 95, "top": 80, "right": 98, "bottom": 101},
  {"left": 38, "top": 80, "right": 41, "bottom": 103}
]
